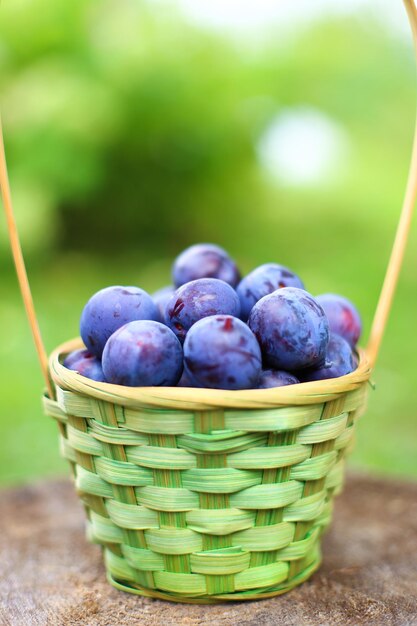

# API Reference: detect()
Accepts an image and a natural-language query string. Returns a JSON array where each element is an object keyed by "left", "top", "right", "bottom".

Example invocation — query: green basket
[{"left": 43, "top": 338, "right": 371, "bottom": 603}]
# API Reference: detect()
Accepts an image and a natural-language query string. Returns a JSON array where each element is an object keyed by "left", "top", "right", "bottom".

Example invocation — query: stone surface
[{"left": 0, "top": 474, "right": 417, "bottom": 626}]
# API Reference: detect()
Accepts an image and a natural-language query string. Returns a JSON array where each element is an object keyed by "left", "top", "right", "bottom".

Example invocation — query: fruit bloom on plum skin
[
  {"left": 80, "top": 286, "right": 158, "bottom": 358},
  {"left": 257, "top": 369, "right": 300, "bottom": 389},
  {"left": 63, "top": 349, "right": 106, "bottom": 382},
  {"left": 177, "top": 368, "right": 198, "bottom": 387},
  {"left": 298, "top": 334, "right": 356, "bottom": 382},
  {"left": 316, "top": 293, "right": 362, "bottom": 347},
  {"left": 183, "top": 315, "right": 262, "bottom": 390},
  {"left": 237, "top": 263, "right": 305, "bottom": 321},
  {"left": 172, "top": 243, "right": 240, "bottom": 289},
  {"left": 102, "top": 320, "right": 183, "bottom": 387},
  {"left": 248, "top": 287, "right": 329, "bottom": 371},
  {"left": 164, "top": 278, "right": 241, "bottom": 342},
  {"left": 152, "top": 286, "right": 175, "bottom": 323}
]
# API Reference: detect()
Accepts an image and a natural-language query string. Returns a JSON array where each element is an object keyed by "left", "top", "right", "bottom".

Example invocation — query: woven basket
[
  {"left": 42, "top": 339, "right": 371, "bottom": 603},
  {"left": 1, "top": 0, "right": 417, "bottom": 605}
]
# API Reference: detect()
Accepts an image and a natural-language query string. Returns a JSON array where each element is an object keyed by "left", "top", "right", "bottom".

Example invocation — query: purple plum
[
  {"left": 183, "top": 315, "right": 262, "bottom": 390},
  {"left": 164, "top": 278, "right": 241, "bottom": 342},
  {"left": 177, "top": 369, "right": 199, "bottom": 387},
  {"left": 63, "top": 348, "right": 88, "bottom": 368},
  {"left": 257, "top": 369, "right": 300, "bottom": 389},
  {"left": 63, "top": 349, "right": 106, "bottom": 382},
  {"left": 152, "top": 285, "right": 175, "bottom": 323},
  {"left": 172, "top": 243, "right": 240, "bottom": 288},
  {"left": 298, "top": 334, "right": 356, "bottom": 382},
  {"left": 102, "top": 320, "right": 183, "bottom": 387},
  {"left": 237, "top": 263, "right": 305, "bottom": 321},
  {"left": 80, "top": 286, "right": 158, "bottom": 358},
  {"left": 248, "top": 287, "right": 329, "bottom": 371},
  {"left": 316, "top": 293, "right": 362, "bottom": 347}
]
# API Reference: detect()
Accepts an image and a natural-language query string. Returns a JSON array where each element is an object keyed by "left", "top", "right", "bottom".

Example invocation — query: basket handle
[
  {"left": 1, "top": 0, "right": 417, "bottom": 391},
  {"left": 0, "top": 118, "right": 54, "bottom": 398},
  {"left": 366, "top": 0, "right": 417, "bottom": 367}
]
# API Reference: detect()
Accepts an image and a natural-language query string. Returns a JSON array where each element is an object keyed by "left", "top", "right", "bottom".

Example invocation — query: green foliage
[
  {"left": 2, "top": 1, "right": 413, "bottom": 259},
  {"left": 1, "top": 0, "right": 262, "bottom": 256}
]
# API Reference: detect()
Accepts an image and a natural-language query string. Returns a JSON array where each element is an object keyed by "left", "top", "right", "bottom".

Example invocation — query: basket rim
[{"left": 48, "top": 337, "right": 372, "bottom": 410}]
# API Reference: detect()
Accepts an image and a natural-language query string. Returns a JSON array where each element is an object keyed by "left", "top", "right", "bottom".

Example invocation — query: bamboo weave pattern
[{"left": 43, "top": 340, "right": 370, "bottom": 603}]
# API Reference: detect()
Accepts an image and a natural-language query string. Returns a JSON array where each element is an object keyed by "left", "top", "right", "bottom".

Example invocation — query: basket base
[{"left": 107, "top": 554, "right": 321, "bottom": 604}]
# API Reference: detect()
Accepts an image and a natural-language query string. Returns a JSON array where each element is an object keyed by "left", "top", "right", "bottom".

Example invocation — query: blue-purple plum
[
  {"left": 172, "top": 243, "right": 240, "bottom": 288},
  {"left": 63, "top": 348, "right": 87, "bottom": 368},
  {"left": 257, "top": 369, "right": 300, "bottom": 389},
  {"left": 80, "top": 286, "right": 158, "bottom": 357},
  {"left": 63, "top": 349, "right": 106, "bottom": 382},
  {"left": 298, "top": 334, "right": 356, "bottom": 382},
  {"left": 248, "top": 287, "right": 329, "bottom": 371},
  {"left": 237, "top": 263, "right": 305, "bottom": 321},
  {"left": 316, "top": 293, "right": 362, "bottom": 347},
  {"left": 152, "top": 285, "right": 175, "bottom": 323},
  {"left": 177, "top": 369, "right": 199, "bottom": 387},
  {"left": 183, "top": 315, "right": 261, "bottom": 390},
  {"left": 165, "top": 278, "right": 241, "bottom": 342},
  {"left": 102, "top": 320, "right": 183, "bottom": 387}
]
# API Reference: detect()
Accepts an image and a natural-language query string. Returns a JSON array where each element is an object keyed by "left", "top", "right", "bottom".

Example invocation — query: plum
[
  {"left": 248, "top": 287, "right": 329, "bottom": 371},
  {"left": 152, "top": 285, "right": 175, "bottom": 323},
  {"left": 102, "top": 320, "right": 183, "bottom": 387},
  {"left": 237, "top": 263, "right": 304, "bottom": 321},
  {"left": 164, "top": 278, "right": 240, "bottom": 342},
  {"left": 63, "top": 349, "right": 106, "bottom": 382},
  {"left": 80, "top": 286, "right": 158, "bottom": 357},
  {"left": 172, "top": 243, "right": 240, "bottom": 288},
  {"left": 63, "top": 348, "right": 88, "bottom": 368},
  {"left": 177, "top": 368, "right": 199, "bottom": 387},
  {"left": 257, "top": 369, "right": 300, "bottom": 389},
  {"left": 298, "top": 334, "right": 356, "bottom": 382},
  {"left": 183, "top": 315, "right": 261, "bottom": 390},
  {"left": 316, "top": 293, "right": 362, "bottom": 347}
]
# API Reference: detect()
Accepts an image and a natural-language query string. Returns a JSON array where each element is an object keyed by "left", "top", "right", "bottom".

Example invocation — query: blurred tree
[
  {"left": 0, "top": 0, "right": 263, "bottom": 258},
  {"left": 0, "top": 0, "right": 415, "bottom": 267}
]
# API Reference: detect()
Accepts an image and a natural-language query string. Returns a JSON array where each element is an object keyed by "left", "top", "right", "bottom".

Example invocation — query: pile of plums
[{"left": 64, "top": 243, "right": 362, "bottom": 390}]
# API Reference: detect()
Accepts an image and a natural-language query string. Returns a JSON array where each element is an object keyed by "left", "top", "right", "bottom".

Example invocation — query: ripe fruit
[
  {"left": 172, "top": 243, "right": 240, "bottom": 288},
  {"left": 165, "top": 278, "right": 241, "bottom": 342},
  {"left": 80, "top": 286, "right": 158, "bottom": 357},
  {"left": 70, "top": 246, "right": 362, "bottom": 390},
  {"left": 152, "top": 285, "right": 175, "bottom": 323},
  {"left": 63, "top": 349, "right": 106, "bottom": 382},
  {"left": 237, "top": 263, "right": 305, "bottom": 321},
  {"left": 177, "top": 369, "right": 198, "bottom": 387},
  {"left": 248, "top": 287, "right": 329, "bottom": 371},
  {"left": 257, "top": 369, "right": 300, "bottom": 389},
  {"left": 102, "top": 320, "right": 183, "bottom": 387},
  {"left": 316, "top": 293, "right": 362, "bottom": 347},
  {"left": 298, "top": 334, "right": 356, "bottom": 382},
  {"left": 183, "top": 315, "right": 261, "bottom": 390}
]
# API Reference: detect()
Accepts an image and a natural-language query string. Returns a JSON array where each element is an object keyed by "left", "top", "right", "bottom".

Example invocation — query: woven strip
[{"left": 43, "top": 339, "right": 371, "bottom": 603}]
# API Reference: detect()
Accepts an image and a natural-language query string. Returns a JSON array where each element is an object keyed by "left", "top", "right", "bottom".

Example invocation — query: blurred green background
[{"left": 1, "top": 0, "right": 416, "bottom": 485}]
